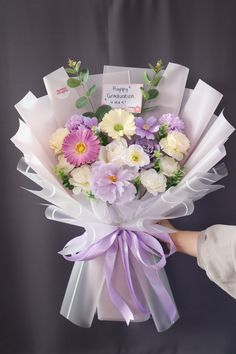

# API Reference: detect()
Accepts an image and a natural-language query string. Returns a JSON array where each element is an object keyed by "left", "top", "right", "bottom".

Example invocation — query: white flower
[
  {"left": 159, "top": 131, "right": 190, "bottom": 161},
  {"left": 57, "top": 154, "right": 74, "bottom": 174},
  {"left": 69, "top": 165, "right": 91, "bottom": 194},
  {"left": 100, "top": 109, "right": 136, "bottom": 140},
  {"left": 49, "top": 128, "right": 69, "bottom": 154},
  {"left": 140, "top": 169, "right": 167, "bottom": 195},
  {"left": 159, "top": 155, "right": 179, "bottom": 176},
  {"left": 98, "top": 138, "right": 128, "bottom": 166},
  {"left": 125, "top": 144, "right": 150, "bottom": 168}
]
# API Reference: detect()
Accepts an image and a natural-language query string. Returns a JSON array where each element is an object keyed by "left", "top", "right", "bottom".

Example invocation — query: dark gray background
[{"left": 1, "top": 0, "right": 236, "bottom": 353}]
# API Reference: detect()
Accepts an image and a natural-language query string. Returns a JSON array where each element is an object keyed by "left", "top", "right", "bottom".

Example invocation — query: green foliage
[
  {"left": 83, "top": 111, "right": 96, "bottom": 118},
  {"left": 153, "top": 150, "right": 162, "bottom": 172},
  {"left": 133, "top": 175, "right": 141, "bottom": 193},
  {"left": 95, "top": 105, "right": 112, "bottom": 121},
  {"left": 55, "top": 167, "right": 74, "bottom": 190},
  {"left": 86, "top": 84, "right": 96, "bottom": 97},
  {"left": 141, "top": 59, "right": 165, "bottom": 113},
  {"left": 166, "top": 168, "right": 185, "bottom": 189},
  {"left": 76, "top": 96, "right": 88, "bottom": 108},
  {"left": 95, "top": 130, "right": 109, "bottom": 146},
  {"left": 67, "top": 78, "right": 81, "bottom": 88},
  {"left": 157, "top": 125, "right": 168, "bottom": 140},
  {"left": 85, "top": 191, "right": 95, "bottom": 199}
]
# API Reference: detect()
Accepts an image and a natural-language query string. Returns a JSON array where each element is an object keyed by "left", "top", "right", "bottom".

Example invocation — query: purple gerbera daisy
[
  {"left": 66, "top": 114, "right": 98, "bottom": 132},
  {"left": 159, "top": 113, "right": 184, "bottom": 132},
  {"left": 135, "top": 116, "right": 159, "bottom": 139},
  {"left": 62, "top": 128, "right": 100, "bottom": 166}
]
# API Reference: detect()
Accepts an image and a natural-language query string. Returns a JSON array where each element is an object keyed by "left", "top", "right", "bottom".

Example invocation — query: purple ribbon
[{"left": 62, "top": 228, "right": 176, "bottom": 325}]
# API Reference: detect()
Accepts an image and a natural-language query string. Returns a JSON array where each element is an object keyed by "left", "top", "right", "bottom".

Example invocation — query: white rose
[
  {"left": 159, "top": 155, "right": 179, "bottom": 177},
  {"left": 69, "top": 165, "right": 91, "bottom": 194},
  {"left": 57, "top": 154, "right": 74, "bottom": 174},
  {"left": 140, "top": 169, "right": 167, "bottom": 195},
  {"left": 49, "top": 128, "right": 69, "bottom": 154},
  {"left": 98, "top": 138, "right": 128, "bottom": 166},
  {"left": 159, "top": 131, "right": 190, "bottom": 161}
]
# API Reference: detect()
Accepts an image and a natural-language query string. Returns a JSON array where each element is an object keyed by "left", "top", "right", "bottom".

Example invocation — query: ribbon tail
[
  {"left": 105, "top": 239, "right": 134, "bottom": 325},
  {"left": 119, "top": 231, "right": 149, "bottom": 316}
]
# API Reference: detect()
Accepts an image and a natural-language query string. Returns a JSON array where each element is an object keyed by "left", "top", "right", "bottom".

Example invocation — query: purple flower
[
  {"left": 90, "top": 162, "right": 137, "bottom": 204},
  {"left": 66, "top": 114, "right": 98, "bottom": 132},
  {"left": 159, "top": 113, "right": 184, "bottom": 132},
  {"left": 135, "top": 116, "right": 159, "bottom": 140},
  {"left": 131, "top": 137, "right": 159, "bottom": 157}
]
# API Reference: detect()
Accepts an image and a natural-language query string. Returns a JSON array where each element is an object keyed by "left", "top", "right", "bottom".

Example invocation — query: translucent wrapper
[{"left": 11, "top": 63, "right": 235, "bottom": 332}]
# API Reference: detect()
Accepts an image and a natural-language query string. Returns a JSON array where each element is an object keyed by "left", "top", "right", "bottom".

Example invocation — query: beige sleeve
[{"left": 197, "top": 224, "right": 236, "bottom": 299}]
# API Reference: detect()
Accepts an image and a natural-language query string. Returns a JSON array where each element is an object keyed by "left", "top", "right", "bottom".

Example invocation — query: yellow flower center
[
  {"left": 131, "top": 153, "right": 140, "bottom": 162},
  {"left": 142, "top": 124, "right": 149, "bottom": 130},
  {"left": 108, "top": 175, "right": 117, "bottom": 183},
  {"left": 114, "top": 124, "right": 124, "bottom": 132},
  {"left": 75, "top": 142, "right": 87, "bottom": 154}
]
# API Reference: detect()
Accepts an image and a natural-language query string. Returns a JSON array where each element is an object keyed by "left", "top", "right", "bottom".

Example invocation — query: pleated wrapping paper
[{"left": 11, "top": 63, "right": 235, "bottom": 332}]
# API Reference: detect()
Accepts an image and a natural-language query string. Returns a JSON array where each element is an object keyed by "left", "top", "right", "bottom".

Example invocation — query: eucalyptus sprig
[
  {"left": 140, "top": 59, "right": 165, "bottom": 113},
  {"left": 65, "top": 59, "right": 96, "bottom": 111}
]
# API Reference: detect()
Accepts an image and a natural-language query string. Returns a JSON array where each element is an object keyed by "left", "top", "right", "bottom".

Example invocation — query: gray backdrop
[{"left": 1, "top": 0, "right": 236, "bottom": 353}]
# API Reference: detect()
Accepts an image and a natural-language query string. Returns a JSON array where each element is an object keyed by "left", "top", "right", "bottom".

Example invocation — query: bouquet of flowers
[{"left": 11, "top": 60, "right": 234, "bottom": 332}]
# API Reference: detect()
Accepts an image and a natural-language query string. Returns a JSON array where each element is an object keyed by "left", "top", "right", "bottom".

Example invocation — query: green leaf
[
  {"left": 148, "top": 63, "right": 156, "bottom": 71},
  {"left": 96, "top": 131, "right": 109, "bottom": 145},
  {"left": 80, "top": 68, "right": 89, "bottom": 83},
  {"left": 83, "top": 111, "right": 95, "bottom": 117},
  {"left": 75, "top": 61, "right": 81, "bottom": 73},
  {"left": 148, "top": 88, "right": 159, "bottom": 100},
  {"left": 151, "top": 76, "right": 162, "bottom": 87},
  {"left": 65, "top": 68, "right": 77, "bottom": 75},
  {"left": 143, "top": 71, "right": 151, "bottom": 84},
  {"left": 75, "top": 96, "right": 88, "bottom": 108},
  {"left": 86, "top": 84, "right": 96, "bottom": 96},
  {"left": 95, "top": 105, "right": 112, "bottom": 121},
  {"left": 142, "top": 105, "right": 159, "bottom": 112},
  {"left": 67, "top": 78, "right": 81, "bottom": 88},
  {"left": 140, "top": 87, "right": 149, "bottom": 100}
]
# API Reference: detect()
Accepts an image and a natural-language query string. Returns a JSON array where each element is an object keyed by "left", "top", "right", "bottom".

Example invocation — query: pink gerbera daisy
[{"left": 62, "top": 128, "right": 100, "bottom": 166}]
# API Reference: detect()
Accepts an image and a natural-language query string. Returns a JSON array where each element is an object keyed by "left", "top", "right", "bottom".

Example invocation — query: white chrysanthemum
[
  {"left": 99, "top": 138, "right": 128, "bottom": 166},
  {"left": 49, "top": 128, "right": 69, "bottom": 154},
  {"left": 125, "top": 144, "right": 150, "bottom": 167},
  {"left": 100, "top": 109, "right": 136, "bottom": 140},
  {"left": 140, "top": 169, "right": 167, "bottom": 195},
  {"left": 159, "top": 155, "right": 179, "bottom": 176},
  {"left": 57, "top": 154, "right": 74, "bottom": 174},
  {"left": 159, "top": 131, "right": 190, "bottom": 161},
  {"left": 69, "top": 165, "right": 91, "bottom": 194}
]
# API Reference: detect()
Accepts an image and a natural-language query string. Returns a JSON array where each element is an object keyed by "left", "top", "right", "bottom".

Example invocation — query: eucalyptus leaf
[
  {"left": 96, "top": 105, "right": 112, "bottom": 121},
  {"left": 67, "top": 78, "right": 81, "bottom": 88},
  {"left": 151, "top": 76, "right": 162, "bottom": 87},
  {"left": 80, "top": 68, "right": 89, "bottom": 83},
  {"left": 86, "top": 84, "right": 96, "bottom": 96},
  {"left": 75, "top": 96, "right": 88, "bottom": 108},
  {"left": 148, "top": 88, "right": 159, "bottom": 100},
  {"left": 83, "top": 111, "right": 95, "bottom": 117},
  {"left": 75, "top": 61, "right": 81, "bottom": 73},
  {"left": 65, "top": 68, "right": 77, "bottom": 75},
  {"left": 143, "top": 71, "right": 151, "bottom": 84},
  {"left": 142, "top": 105, "right": 159, "bottom": 112}
]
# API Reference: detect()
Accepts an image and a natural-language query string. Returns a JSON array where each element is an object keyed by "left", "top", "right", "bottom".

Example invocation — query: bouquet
[{"left": 11, "top": 60, "right": 234, "bottom": 332}]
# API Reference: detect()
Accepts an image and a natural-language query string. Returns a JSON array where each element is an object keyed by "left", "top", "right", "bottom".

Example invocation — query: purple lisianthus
[
  {"left": 90, "top": 162, "right": 137, "bottom": 204},
  {"left": 66, "top": 114, "right": 98, "bottom": 132},
  {"left": 135, "top": 116, "right": 159, "bottom": 140},
  {"left": 131, "top": 136, "right": 159, "bottom": 157},
  {"left": 159, "top": 113, "right": 184, "bottom": 132}
]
